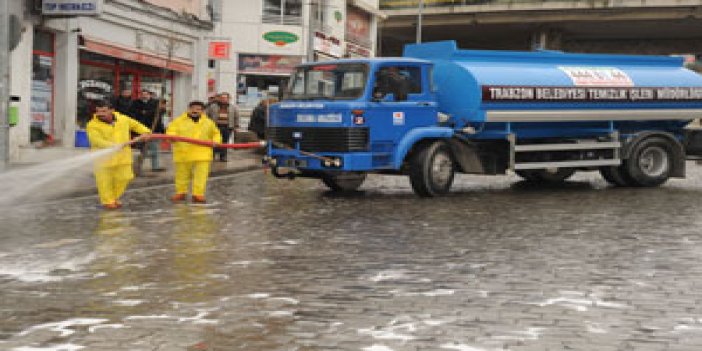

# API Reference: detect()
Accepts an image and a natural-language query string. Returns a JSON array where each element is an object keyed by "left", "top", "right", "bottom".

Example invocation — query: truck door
[{"left": 366, "top": 64, "right": 437, "bottom": 167}]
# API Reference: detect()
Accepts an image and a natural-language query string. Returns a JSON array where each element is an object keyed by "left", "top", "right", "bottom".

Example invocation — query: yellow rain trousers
[
  {"left": 166, "top": 113, "right": 222, "bottom": 196},
  {"left": 87, "top": 113, "right": 151, "bottom": 205}
]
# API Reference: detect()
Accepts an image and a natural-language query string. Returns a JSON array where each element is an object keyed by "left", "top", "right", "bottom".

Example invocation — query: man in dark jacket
[
  {"left": 130, "top": 90, "right": 163, "bottom": 172},
  {"left": 112, "top": 89, "right": 133, "bottom": 115},
  {"left": 130, "top": 90, "right": 159, "bottom": 130},
  {"left": 206, "top": 92, "right": 239, "bottom": 161}
]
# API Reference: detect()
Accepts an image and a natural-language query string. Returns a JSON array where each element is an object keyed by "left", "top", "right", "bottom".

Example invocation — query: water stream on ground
[{"left": 0, "top": 146, "right": 120, "bottom": 206}]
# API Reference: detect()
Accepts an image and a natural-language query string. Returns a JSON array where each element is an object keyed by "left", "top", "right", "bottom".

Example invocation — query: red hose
[{"left": 143, "top": 133, "right": 265, "bottom": 149}]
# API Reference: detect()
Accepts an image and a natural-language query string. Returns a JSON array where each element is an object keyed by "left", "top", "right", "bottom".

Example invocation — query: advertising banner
[{"left": 238, "top": 54, "right": 303, "bottom": 75}]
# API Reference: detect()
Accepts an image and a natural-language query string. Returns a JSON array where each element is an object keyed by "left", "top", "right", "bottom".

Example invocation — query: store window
[
  {"left": 262, "top": 0, "right": 302, "bottom": 25},
  {"left": 31, "top": 30, "right": 55, "bottom": 142},
  {"left": 77, "top": 51, "right": 174, "bottom": 128},
  {"left": 78, "top": 64, "right": 115, "bottom": 128}
]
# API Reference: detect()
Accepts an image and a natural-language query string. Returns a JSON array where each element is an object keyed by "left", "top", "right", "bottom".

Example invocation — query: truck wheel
[
  {"left": 624, "top": 137, "right": 673, "bottom": 187},
  {"left": 321, "top": 172, "right": 366, "bottom": 192},
  {"left": 517, "top": 168, "right": 574, "bottom": 183},
  {"left": 599, "top": 166, "right": 633, "bottom": 187},
  {"left": 409, "top": 141, "right": 455, "bottom": 197}
]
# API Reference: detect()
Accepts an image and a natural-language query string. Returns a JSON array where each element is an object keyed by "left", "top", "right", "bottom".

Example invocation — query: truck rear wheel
[
  {"left": 623, "top": 137, "right": 673, "bottom": 187},
  {"left": 321, "top": 172, "right": 366, "bottom": 192},
  {"left": 409, "top": 141, "right": 455, "bottom": 197},
  {"left": 516, "top": 168, "right": 574, "bottom": 183}
]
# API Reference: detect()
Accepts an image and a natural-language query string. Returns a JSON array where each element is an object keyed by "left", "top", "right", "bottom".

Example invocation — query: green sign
[{"left": 263, "top": 31, "right": 299, "bottom": 47}]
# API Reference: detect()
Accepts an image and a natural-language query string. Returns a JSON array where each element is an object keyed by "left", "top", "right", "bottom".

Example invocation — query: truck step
[
  {"left": 514, "top": 142, "right": 621, "bottom": 152},
  {"left": 514, "top": 159, "right": 621, "bottom": 170}
]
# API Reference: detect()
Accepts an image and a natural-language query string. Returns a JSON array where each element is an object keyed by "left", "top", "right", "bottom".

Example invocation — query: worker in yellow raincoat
[
  {"left": 166, "top": 101, "right": 222, "bottom": 203},
  {"left": 87, "top": 100, "right": 151, "bottom": 209}
]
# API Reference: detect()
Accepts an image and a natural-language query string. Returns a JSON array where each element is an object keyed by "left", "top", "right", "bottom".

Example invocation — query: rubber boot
[{"left": 171, "top": 193, "right": 187, "bottom": 203}]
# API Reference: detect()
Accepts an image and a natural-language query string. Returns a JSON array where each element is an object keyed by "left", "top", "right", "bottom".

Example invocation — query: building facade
[
  {"left": 8, "top": 0, "right": 214, "bottom": 162},
  {"left": 208, "top": 0, "right": 382, "bottom": 114},
  {"left": 380, "top": 0, "right": 702, "bottom": 58}
]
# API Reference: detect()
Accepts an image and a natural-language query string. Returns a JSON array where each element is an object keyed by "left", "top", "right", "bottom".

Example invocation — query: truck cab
[{"left": 266, "top": 58, "right": 449, "bottom": 192}]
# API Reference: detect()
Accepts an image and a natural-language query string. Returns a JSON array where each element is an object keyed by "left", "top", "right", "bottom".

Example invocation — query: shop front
[
  {"left": 76, "top": 37, "right": 194, "bottom": 128},
  {"left": 237, "top": 54, "right": 303, "bottom": 108}
]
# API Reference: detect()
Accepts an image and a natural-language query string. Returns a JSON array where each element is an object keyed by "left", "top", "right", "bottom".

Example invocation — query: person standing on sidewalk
[
  {"left": 167, "top": 101, "right": 222, "bottom": 204},
  {"left": 112, "top": 89, "right": 133, "bottom": 115},
  {"left": 87, "top": 100, "right": 151, "bottom": 209},
  {"left": 206, "top": 92, "right": 239, "bottom": 162},
  {"left": 130, "top": 90, "right": 163, "bottom": 172}
]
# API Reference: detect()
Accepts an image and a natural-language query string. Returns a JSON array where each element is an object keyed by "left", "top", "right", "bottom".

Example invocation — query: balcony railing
[{"left": 262, "top": 14, "right": 303, "bottom": 25}]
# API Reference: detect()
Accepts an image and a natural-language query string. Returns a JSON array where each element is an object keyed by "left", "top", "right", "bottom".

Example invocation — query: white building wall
[
  {"left": 8, "top": 4, "right": 33, "bottom": 162},
  {"left": 212, "top": 1, "right": 311, "bottom": 98}
]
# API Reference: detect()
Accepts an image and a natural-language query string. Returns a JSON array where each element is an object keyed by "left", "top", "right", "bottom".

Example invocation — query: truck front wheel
[
  {"left": 409, "top": 141, "right": 455, "bottom": 197},
  {"left": 321, "top": 172, "right": 366, "bottom": 192},
  {"left": 624, "top": 137, "right": 674, "bottom": 187}
]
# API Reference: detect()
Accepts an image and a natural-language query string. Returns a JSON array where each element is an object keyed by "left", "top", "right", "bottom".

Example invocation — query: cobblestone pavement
[{"left": 3, "top": 165, "right": 702, "bottom": 351}]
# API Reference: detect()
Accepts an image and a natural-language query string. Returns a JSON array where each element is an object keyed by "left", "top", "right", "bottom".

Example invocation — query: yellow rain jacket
[
  {"left": 166, "top": 112, "right": 222, "bottom": 162},
  {"left": 87, "top": 112, "right": 151, "bottom": 168},
  {"left": 87, "top": 112, "right": 150, "bottom": 205}
]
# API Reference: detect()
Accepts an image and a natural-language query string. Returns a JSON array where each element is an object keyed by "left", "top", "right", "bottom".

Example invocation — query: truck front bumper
[{"left": 266, "top": 147, "right": 377, "bottom": 172}]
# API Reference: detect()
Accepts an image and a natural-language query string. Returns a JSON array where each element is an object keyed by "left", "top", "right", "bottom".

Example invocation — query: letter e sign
[{"left": 208, "top": 41, "right": 231, "bottom": 60}]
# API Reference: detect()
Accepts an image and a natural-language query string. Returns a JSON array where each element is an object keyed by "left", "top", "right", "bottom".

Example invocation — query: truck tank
[{"left": 404, "top": 41, "right": 702, "bottom": 129}]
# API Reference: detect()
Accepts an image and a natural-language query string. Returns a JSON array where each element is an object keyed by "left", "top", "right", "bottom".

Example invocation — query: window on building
[
  {"left": 31, "top": 30, "right": 55, "bottom": 142},
  {"left": 263, "top": 0, "right": 302, "bottom": 25}
]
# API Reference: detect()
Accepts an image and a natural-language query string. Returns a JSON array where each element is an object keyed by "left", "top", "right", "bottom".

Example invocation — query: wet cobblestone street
[{"left": 3, "top": 167, "right": 702, "bottom": 351}]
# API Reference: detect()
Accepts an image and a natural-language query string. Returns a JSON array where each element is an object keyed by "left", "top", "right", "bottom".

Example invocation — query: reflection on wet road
[{"left": 2, "top": 166, "right": 702, "bottom": 350}]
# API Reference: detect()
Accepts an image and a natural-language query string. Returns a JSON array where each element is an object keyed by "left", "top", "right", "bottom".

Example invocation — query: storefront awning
[
  {"left": 81, "top": 36, "right": 194, "bottom": 73},
  {"left": 350, "top": 0, "right": 388, "bottom": 19}
]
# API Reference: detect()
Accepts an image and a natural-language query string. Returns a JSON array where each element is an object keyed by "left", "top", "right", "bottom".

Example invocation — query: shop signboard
[
  {"left": 314, "top": 32, "right": 343, "bottom": 58},
  {"left": 208, "top": 41, "right": 231, "bottom": 60},
  {"left": 346, "top": 42, "right": 372, "bottom": 58},
  {"left": 346, "top": 6, "right": 371, "bottom": 47},
  {"left": 42, "top": 0, "right": 103, "bottom": 15},
  {"left": 238, "top": 54, "right": 303, "bottom": 75},
  {"left": 262, "top": 31, "right": 299, "bottom": 48}
]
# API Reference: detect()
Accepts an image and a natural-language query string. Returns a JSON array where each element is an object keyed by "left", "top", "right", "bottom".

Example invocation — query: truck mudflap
[
  {"left": 392, "top": 127, "right": 455, "bottom": 169},
  {"left": 685, "top": 129, "right": 702, "bottom": 158}
]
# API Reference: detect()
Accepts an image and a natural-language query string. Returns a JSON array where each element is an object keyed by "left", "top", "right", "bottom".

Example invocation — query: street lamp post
[{"left": 416, "top": 0, "right": 424, "bottom": 44}]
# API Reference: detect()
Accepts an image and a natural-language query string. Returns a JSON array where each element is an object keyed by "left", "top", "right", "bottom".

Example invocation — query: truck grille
[{"left": 268, "top": 127, "right": 370, "bottom": 152}]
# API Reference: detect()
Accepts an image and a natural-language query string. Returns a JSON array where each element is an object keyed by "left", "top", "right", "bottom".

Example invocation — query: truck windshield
[{"left": 287, "top": 63, "right": 368, "bottom": 100}]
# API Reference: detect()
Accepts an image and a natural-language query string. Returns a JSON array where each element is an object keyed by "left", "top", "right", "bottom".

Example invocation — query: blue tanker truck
[{"left": 264, "top": 41, "right": 702, "bottom": 196}]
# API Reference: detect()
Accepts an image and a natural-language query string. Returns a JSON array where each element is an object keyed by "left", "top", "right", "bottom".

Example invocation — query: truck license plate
[{"left": 285, "top": 159, "right": 307, "bottom": 168}]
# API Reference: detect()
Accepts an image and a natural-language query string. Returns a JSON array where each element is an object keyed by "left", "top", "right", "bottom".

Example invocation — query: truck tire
[
  {"left": 321, "top": 172, "right": 366, "bottom": 192},
  {"left": 516, "top": 168, "right": 574, "bottom": 183},
  {"left": 409, "top": 141, "right": 455, "bottom": 197},
  {"left": 599, "top": 166, "right": 633, "bottom": 187},
  {"left": 623, "top": 137, "right": 674, "bottom": 187}
]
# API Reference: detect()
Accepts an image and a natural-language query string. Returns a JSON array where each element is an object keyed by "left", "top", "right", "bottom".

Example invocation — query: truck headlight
[{"left": 437, "top": 112, "right": 450, "bottom": 123}]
